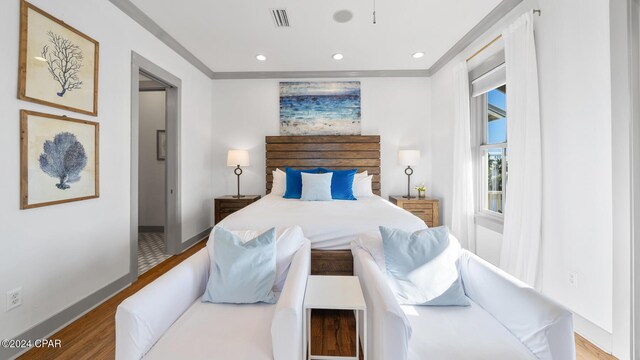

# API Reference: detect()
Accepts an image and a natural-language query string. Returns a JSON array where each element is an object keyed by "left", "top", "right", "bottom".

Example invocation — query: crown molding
[
  {"left": 211, "top": 69, "right": 430, "bottom": 79},
  {"left": 108, "top": 0, "right": 216, "bottom": 78},
  {"left": 109, "top": 0, "right": 523, "bottom": 80}
]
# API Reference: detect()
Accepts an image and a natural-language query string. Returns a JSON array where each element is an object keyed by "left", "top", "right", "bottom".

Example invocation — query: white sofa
[
  {"left": 353, "top": 246, "right": 575, "bottom": 360},
  {"left": 115, "top": 241, "right": 311, "bottom": 360}
]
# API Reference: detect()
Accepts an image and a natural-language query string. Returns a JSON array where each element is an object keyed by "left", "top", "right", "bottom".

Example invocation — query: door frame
[{"left": 130, "top": 52, "right": 182, "bottom": 281}]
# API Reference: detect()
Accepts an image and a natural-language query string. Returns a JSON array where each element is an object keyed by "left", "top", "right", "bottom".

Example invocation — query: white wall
[
  {"left": 430, "top": 0, "right": 616, "bottom": 352},
  {"left": 138, "top": 91, "right": 166, "bottom": 227},
  {"left": 0, "top": 0, "right": 213, "bottom": 345},
  {"left": 211, "top": 78, "right": 432, "bottom": 204}
]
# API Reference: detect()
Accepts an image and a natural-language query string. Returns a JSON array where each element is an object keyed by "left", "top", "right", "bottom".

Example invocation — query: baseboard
[
  {"left": 573, "top": 312, "right": 613, "bottom": 354},
  {"left": 138, "top": 225, "right": 164, "bottom": 233},
  {"left": 0, "top": 274, "right": 131, "bottom": 360},
  {"left": 181, "top": 227, "right": 211, "bottom": 251}
]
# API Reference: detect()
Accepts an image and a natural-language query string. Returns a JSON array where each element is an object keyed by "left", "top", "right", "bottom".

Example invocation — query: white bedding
[{"left": 220, "top": 194, "right": 427, "bottom": 250}]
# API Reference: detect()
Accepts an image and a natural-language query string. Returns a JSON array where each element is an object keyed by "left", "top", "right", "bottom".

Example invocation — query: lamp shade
[
  {"left": 398, "top": 150, "right": 420, "bottom": 166},
  {"left": 227, "top": 150, "right": 250, "bottom": 166}
]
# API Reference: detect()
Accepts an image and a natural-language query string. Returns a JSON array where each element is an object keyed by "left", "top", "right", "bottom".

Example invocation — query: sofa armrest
[
  {"left": 353, "top": 248, "right": 412, "bottom": 360},
  {"left": 271, "top": 240, "right": 311, "bottom": 360},
  {"left": 115, "top": 248, "right": 210, "bottom": 360},
  {"left": 458, "top": 250, "right": 575, "bottom": 360}
]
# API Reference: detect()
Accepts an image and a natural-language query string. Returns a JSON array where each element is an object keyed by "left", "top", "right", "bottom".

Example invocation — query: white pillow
[
  {"left": 208, "top": 225, "right": 305, "bottom": 292},
  {"left": 353, "top": 175, "right": 374, "bottom": 197},
  {"left": 354, "top": 171, "right": 368, "bottom": 181},
  {"left": 271, "top": 168, "right": 286, "bottom": 196},
  {"left": 301, "top": 172, "right": 333, "bottom": 201}
]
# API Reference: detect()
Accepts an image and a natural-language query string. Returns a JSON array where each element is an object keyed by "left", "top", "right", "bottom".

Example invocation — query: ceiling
[{"left": 129, "top": 0, "right": 503, "bottom": 73}]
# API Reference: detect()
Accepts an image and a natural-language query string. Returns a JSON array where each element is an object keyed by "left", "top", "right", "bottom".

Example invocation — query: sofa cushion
[
  {"left": 403, "top": 300, "right": 537, "bottom": 360},
  {"left": 144, "top": 297, "right": 277, "bottom": 360}
]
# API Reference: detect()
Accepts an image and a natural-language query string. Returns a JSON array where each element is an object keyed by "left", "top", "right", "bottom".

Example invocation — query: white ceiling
[{"left": 130, "top": 0, "right": 502, "bottom": 73}]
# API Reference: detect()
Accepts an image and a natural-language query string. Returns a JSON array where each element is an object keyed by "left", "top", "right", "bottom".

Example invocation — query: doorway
[
  {"left": 137, "top": 73, "right": 169, "bottom": 274},
  {"left": 130, "top": 52, "right": 182, "bottom": 281}
]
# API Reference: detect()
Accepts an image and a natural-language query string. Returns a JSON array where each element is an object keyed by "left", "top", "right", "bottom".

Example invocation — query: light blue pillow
[
  {"left": 203, "top": 227, "right": 277, "bottom": 304},
  {"left": 301, "top": 172, "right": 333, "bottom": 201},
  {"left": 380, "top": 226, "right": 469, "bottom": 306}
]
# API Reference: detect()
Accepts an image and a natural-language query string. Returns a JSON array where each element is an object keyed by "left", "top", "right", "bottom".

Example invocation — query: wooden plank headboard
[{"left": 265, "top": 135, "right": 381, "bottom": 195}]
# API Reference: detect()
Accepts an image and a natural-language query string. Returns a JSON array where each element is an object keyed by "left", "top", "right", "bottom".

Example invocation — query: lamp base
[
  {"left": 402, "top": 195, "right": 416, "bottom": 199},
  {"left": 232, "top": 195, "right": 247, "bottom": 199}
]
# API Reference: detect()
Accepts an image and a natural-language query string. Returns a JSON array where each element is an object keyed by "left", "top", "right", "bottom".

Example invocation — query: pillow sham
[
  {"left": 380, "top": 226, "right": 469, "bottom": 306},
  {"left": 271, "top": 168, "right": 286, "bottom": 196},
  {"left": 283, "top": 167, "right": 322, "bottom": 199},
  {"left": 353, "top": 175, "right": 374, "bottom": 197},
  {"left": 209, "top": 225, "right": 306, "bottom": 292},
  {"left": 203, "top": 227, "right": 277, "bottom": 304},
  {"left": 318, "top": 168, "right": 357, "bottom": 200},
  {"left": 354, "top": 170, "right": 368, "bottom": 181},
  {"left": 301, "top": 172, "right": 333, "bottom": 201}
]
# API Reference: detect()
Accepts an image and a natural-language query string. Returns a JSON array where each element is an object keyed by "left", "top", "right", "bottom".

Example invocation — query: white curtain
[
  {"left": 500, "top": 11, "right": 542, "bottom": 289},
  {"left": 451, "top": 62, "right": 476, "bottom": 251}
]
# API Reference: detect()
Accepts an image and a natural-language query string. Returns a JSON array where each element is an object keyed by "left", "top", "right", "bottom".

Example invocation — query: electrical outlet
[
  {"left": 6, "top": 287, "right": 22, "bottom": 311},
  {"left": 568, "top": 271, "right": 578, "bottom": 288}
]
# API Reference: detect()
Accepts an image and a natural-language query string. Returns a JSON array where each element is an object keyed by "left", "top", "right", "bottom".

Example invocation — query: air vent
[{"left": 271, "top": 9, "right": 290, "bottom": 27}]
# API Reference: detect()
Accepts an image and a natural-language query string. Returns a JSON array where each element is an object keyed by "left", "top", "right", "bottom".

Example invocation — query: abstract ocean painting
[{"left": 280, "top": 81, "right": 361, "bottom": 135}]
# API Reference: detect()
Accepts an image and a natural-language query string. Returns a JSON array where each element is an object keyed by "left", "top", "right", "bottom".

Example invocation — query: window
[
  {"left": 481, "top": 87, "right": 507, "bottom": 214},
  {"left": 471, "top": 62, "right": 507, "bottom": 222}
]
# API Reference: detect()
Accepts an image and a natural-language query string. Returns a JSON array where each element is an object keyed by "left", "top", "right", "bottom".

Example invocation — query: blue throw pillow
[
  {"left": 301, "top": 172, "right": 333, "bottom": 201},
  {"left": 283, "top": 167, "right": 322, "bottom": 199},
  {"left": 318, "top": 168, "right": 357, "bottom": 200},
  {"left": 380, "top": 226, "right": 469, "bottom": 306},
  {"left": 202, "top": 227, "right": 277, "bottom": 304}
]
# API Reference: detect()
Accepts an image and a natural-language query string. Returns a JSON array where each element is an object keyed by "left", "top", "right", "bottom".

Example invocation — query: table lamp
[
  {"left": 398, "top": 150, "right": 420, "bottom": 199},
  {"left": 227, "top": 150, "right": 250, "bottom": 198}
]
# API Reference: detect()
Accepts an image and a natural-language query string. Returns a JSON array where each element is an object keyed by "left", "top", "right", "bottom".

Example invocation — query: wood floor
[{"left": 19, "top": 239, "right": 616, "bottom": 360}]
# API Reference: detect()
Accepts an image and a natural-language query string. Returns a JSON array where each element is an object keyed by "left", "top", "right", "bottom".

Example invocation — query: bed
[
  {"left": 220, "top": 135, "right": 427, "bottom": 275},
  {"left": 220, "top": 194, "right": 427, "bottom": 250}
]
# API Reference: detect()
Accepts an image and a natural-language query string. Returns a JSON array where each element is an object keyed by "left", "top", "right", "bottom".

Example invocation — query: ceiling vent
[{"left": 271, "top": 9, "right": 290, "bottom": 27}]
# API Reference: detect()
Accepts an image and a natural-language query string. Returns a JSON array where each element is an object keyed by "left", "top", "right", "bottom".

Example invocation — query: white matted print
[
  {"left": 21, "top": 110, "right": 99, "bottom": 209},
  {"left": 19, "top": 1, "right": 99, "bottom": 116}
]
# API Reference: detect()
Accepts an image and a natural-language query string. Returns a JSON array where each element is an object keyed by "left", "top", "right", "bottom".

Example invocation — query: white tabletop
[{"left": 304, "top": 275, "right": 367, "bottom": 310}]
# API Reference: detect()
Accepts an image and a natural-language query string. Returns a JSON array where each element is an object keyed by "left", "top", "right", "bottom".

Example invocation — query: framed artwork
[
  {"left": 20, "top": 110, "right": 99, "bottom": 209},
  {"left": 279, "top": 81, "right": 361, "bottom": 135},
  {"left": 157, "top": 130, "right": 166, "bottom": 161},
  {"left": 18, "top": 1, "right": 99, "bottom": 116}
]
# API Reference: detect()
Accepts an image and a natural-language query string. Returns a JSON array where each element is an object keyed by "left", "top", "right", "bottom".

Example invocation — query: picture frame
[
  {"left": 157, "top": 130, "right": 166, "bottom": 161},
  {"left": 20, "top": 110, "right": 99, "bottom": 209},
  {"left": 18, "top": 0, "right": 99, "bottom": 116},
  {"left": 279, "top": 81, "right": 361, "bottom": 135}
]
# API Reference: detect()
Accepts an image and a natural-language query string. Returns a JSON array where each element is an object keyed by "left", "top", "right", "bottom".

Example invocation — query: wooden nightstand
[
  {"left": 214, "top": 195, "right": 261, "bottom": 224},
  {"left": 389, "top": 195, "right": 440, "bottom": 227}
]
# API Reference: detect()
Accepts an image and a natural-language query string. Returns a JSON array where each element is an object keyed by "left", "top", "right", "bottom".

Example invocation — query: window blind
[{"left": 471, "top": 63, "right": 506, "bottom": 97}]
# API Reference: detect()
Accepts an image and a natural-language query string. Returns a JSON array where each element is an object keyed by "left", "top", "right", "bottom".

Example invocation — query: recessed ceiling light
[
  {"left": 412, "top": 52, "right": 425, "bottom": 59},
  {"left": 256, "top": 54, "right": 267, "bottom": 61},
  {"left": 332, "top": 53, "right": 344, "bottom": 60},
  {"left": 34, "top": 56, "right": 47, "bottom": 62}
]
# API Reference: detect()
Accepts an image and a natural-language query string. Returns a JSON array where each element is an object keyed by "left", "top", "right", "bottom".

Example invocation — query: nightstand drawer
[
  {"left": 220, "top": 202, "right": 252, "bottom": 209},
  {"left": 214, "top": 195, "right": 261, "bottom": 224},
  {"left": 403, "top": 203, "right": 433, "bottom": 211},
  {"left": 408, "top": 209, "right": 433, "bottom": 216},
  {"left": 389, "top": 195, "right": 440, "bottom": 227}
]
